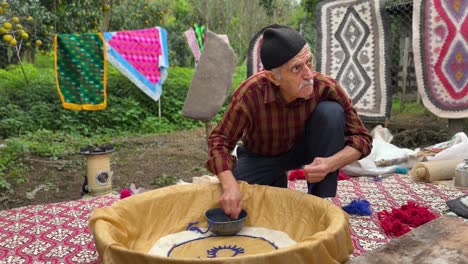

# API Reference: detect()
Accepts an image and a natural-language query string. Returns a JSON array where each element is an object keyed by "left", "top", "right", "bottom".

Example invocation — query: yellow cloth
[
  {"left": 89, "top": 182, "right": 353, "bottom": 263},
  {"left": 410, "top": 159, "right": 462, "bottom": 182}
]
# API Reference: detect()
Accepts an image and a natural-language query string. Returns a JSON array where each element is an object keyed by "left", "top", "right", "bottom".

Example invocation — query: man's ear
[{"left": 264, "top": 70, "right": 280, "bottom": 86}]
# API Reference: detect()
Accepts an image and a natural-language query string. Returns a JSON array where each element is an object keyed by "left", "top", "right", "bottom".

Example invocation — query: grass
[
  {"left": 391, "top": 97, "right": 432, "bottom": 116},
  {"left": 151, "top": 174, "right": 179, "bottom": 188}
]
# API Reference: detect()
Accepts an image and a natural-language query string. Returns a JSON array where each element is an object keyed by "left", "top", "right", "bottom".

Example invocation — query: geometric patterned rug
[
  {"left": 316, "top": 0, "right": 392, "bottom": 122},
  {"left": 1, "top": 175, "right": 466, "bottom": 262},
  {"left": 413, "top": 0, "right": 468, "bottom": 118}
]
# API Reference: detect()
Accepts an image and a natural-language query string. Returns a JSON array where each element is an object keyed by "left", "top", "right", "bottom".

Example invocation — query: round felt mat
[
  {"left": 149, "top": 227, "right": 296, "bottom": 258},
  {"left": 168, "top": 235, "right": 277, "bottom": 258}
]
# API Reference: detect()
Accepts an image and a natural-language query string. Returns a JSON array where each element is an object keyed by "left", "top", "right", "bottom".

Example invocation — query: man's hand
[
  {"left": 219, "top": 184, "right": 242, "bottom": 219},
  {"left": 303, "top": 157, "right": 332, "bottom": 183},
  {"left": 217, "top": 170, "right": 242, "bottom": 219}
]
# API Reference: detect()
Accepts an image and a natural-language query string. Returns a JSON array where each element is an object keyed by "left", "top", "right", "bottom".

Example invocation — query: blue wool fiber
[
  {"left": 342, "top": 199, "right": 372, "bottom": 216},
  {"left": 186, "top": 221, "right": 211, "bottom": 234},
  {"left": 395, "top": 167, "right": 409, "bottom": 174}
]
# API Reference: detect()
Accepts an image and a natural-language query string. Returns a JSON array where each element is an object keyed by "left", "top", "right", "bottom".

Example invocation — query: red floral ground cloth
[
  {"left": 1, "top": 175, "right": 466, "bottom": 262},
  {"left": 0, "top": 195, "right": 117, "bottom": 263}
]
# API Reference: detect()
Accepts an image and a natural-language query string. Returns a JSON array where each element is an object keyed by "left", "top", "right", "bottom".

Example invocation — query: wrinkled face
[{"left": 276, "top": 45, "right": 315, "bottom": 103}]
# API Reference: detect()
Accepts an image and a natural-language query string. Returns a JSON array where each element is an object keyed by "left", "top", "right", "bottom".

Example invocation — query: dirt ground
[
  {"left": 1, "top": 128, "right": 210, "bottom": 210},
  {"left": 0, "top": 113, "right": 461, "bottom": 211}
]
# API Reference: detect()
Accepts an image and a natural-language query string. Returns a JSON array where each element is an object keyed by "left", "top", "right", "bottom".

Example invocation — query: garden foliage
[{"left": 0, "top": 55, "right": 245, "bottom": 189}]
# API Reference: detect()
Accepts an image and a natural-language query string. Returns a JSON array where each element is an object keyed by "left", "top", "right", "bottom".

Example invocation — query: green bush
[
  {"left": 0, "top": 142, "right": 23, "bottom": 189},
  {"left": 0, "top": 63, "right": 203, "bottom": 138},
  {"left": 151, "top": 174, "right": 179, "bottom": 188},
  {"left": 391, "top": 97, "right": 432, "bottom": 116},
  {"left": 0, "top": 55, "right": 249, "bottom": 140}
]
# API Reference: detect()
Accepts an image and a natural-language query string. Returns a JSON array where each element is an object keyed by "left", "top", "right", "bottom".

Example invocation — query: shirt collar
[{"left": 263, "top": 78, "right": 280, "bottom": 104}]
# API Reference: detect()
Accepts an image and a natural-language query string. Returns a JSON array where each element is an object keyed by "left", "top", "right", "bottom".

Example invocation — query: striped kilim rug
[
  {"left": 1, "top": 175, "right": 466, "bottom": 262},
  {"left": 413, "top": 0, "right": 468, "bottom": 118},
  {"left": 316, "top": 0, "right": 391, "bottom": 122}
]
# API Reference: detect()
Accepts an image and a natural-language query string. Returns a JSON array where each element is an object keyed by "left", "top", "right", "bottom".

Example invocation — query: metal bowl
[{"left": 205, "top": 208, "right": 247, "bottom": 236}]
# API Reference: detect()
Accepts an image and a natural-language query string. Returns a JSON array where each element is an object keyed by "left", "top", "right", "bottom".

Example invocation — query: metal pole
[{"left": 158, "top": 97, "right": 161, "bottom": 123}]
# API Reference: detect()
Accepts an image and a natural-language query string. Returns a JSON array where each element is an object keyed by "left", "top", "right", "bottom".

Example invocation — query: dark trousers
[{"left": 233, "top": 101, "right": 345, "bottom": 197}]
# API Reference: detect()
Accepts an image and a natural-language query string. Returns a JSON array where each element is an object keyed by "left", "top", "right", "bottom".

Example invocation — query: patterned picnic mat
[
  {"left": 0, "top": 195, "right": 117, "bottom": 263},
  {"left": 413, "top": 0, "right": 468, "bottom": 118},
  {"left": 316, "top": 0, "right": 391, "bottom": 122},
  {"left": 1, "top": 175, "right": 466, "bottom": 262}
]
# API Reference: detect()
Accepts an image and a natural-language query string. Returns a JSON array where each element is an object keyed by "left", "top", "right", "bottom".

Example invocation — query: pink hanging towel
[{"left": 104, "top": 27, "right": 169, "bottom": 102}]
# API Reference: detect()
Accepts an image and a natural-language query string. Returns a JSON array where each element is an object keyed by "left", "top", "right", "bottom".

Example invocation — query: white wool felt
[{"left": 148, "top": 227, "right": 297, "bottom": 257}]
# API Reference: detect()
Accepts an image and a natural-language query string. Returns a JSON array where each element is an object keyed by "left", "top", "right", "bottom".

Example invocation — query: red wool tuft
[
  {"left": 120, "top": 188, "right": 132, "bottom": 199},
  {"left": 288, "top": 169, "right": 306, "bottom": 180},
  {"left": 338, "top": 170, "right": 351, "bottom": 181},
  {"left": 377, "top": 201, "right": 438, "bottom": 237}
]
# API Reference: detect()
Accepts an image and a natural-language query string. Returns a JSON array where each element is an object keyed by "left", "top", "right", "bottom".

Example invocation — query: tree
[
  {"left": 0, "top": 0, "right": 52, "bottom": 79},
  {"left": 298, "top": 0, "right": 321, "bottom": 47},
  {"left": 53, "top": 0, "right": 102, "bottom": 34},
  {"left": 190, "top": 0, "right": 298, "bottom": 64},
  {"left": 301, "top": 0, "right": 320, "bottom": 18},
  {"left": 259, "top": 0, "right": 274, "bottom": 17}
]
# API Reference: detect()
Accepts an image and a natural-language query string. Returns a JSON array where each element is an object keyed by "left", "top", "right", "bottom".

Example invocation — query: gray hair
[{"left": 271, "top": 67, "right": 282, "bottom": 80}]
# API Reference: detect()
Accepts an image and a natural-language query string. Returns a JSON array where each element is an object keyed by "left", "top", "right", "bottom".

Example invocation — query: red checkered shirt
[{"left": 206, "top": 71, "right": 373, "bottom": 175}]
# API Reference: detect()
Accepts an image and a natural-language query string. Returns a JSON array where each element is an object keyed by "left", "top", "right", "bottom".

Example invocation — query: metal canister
[{"left": 454, "top": 159, "right": 468, "bottom": 188}]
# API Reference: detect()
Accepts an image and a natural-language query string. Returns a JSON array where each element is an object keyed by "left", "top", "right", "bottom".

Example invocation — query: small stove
[{"left": 79, "top": 144, "right": 114, "bottom": 197}]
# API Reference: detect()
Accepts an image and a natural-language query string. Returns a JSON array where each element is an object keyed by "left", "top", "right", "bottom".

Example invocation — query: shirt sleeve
[
  {"left": 206, "top": 97, "right": 249, "bottom": 175},
  {"left": 318, "top": 76, "right": 373, "bottom": 159}
]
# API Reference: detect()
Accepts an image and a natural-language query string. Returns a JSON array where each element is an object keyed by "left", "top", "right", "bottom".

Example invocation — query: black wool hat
[{"left": 260, "top": 26, "right": 306, "bottom": 70}]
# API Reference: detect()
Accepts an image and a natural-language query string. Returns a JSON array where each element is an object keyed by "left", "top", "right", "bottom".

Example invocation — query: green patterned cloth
[{"left": 54, "top": 33, "right": 107, "bottom": 110}]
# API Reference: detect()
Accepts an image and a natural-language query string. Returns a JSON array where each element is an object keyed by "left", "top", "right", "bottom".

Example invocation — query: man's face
[{"left": 276, "top": 45, "right": 315, "bottom": 103}]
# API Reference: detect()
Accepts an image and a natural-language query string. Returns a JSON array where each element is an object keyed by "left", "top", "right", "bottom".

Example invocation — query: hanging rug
[
  {"left": 104, "top": 27, "right": 169, "bottom": 102},
  {"left": 54, "top": 33, "right": 107, "bottom": 111},
  {"left": 148, "top": 227, "right": 296, "bottom": 259},
  {"left": 413, "top": 0, "right": 468, "bottom": 118},
  {"left": 316, "top": 0, "right": 391, "bottom": 122}
]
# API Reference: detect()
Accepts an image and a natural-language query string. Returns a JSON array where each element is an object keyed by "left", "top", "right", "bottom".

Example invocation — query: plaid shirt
[{"left": 206, "top": 71, "right": 372, "bottom": 175}]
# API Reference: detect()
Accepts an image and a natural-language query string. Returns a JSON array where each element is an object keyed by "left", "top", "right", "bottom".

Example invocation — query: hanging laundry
[
  {"left": 54, "top": 33, "right": 107, "bottom": 110},
  {"left": 184, "top": 26, "right": 230, "bottom": 63},
  {"left": 104, "top": 27, "right": 169, "bottom": 102},
  {"left": 193, "top": 23, "right": 205, "bottom": 52},
  {"left": 184, "top": 27, "right": 202, "bottom": 62}
]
